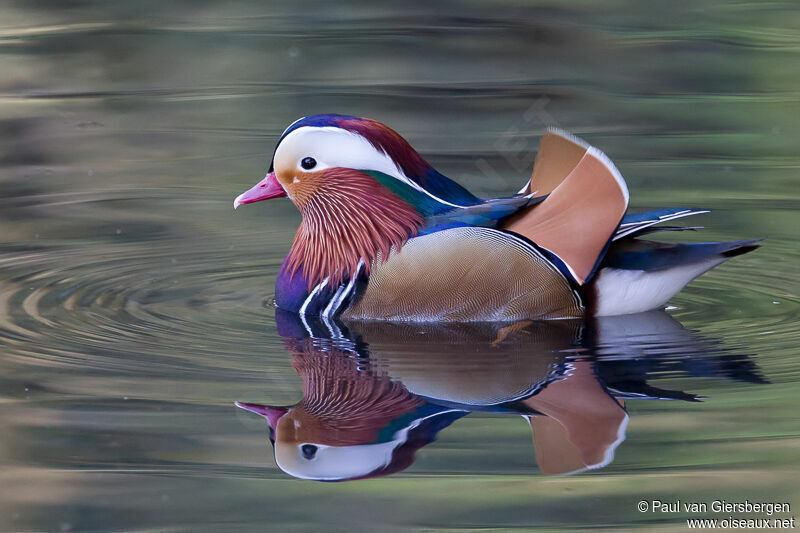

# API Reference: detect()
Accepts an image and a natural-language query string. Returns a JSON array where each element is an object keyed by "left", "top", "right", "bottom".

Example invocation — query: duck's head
[
  {"left": 233, "top": 114, "right": 478, "bottom": 287},
  {"left": 234, "top": 113, "right": 477, "bottom": 210}
]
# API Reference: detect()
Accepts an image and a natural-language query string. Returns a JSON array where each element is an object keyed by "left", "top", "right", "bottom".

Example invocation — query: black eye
[
  {"left": 301, "top": 157, "right": 316, "bottom": 170},
  {"left": 300, "top": 444, "right": 318, "bottom": 460}
]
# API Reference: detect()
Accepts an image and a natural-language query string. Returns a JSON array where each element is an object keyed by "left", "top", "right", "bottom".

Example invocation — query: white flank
[{"left": 593, "top": 258, "right": 727, "bottom": 316}]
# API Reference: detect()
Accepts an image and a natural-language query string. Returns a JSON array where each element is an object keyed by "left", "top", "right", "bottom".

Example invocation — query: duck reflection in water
[{"left": 237, "top": 309, "right": 764, "bottom": 481}]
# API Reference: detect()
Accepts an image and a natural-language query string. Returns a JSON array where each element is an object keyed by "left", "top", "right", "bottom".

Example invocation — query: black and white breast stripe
[{"left": 298, "top": 259, "right": 365, "bottom": 318}]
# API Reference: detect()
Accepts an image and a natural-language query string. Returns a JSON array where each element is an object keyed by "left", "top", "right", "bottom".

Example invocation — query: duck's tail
[{"left": 588, "top": 237, "right": 761, "bottom": 316}]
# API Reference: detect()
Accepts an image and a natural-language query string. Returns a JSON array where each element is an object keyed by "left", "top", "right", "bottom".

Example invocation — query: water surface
[{"left": 1, "top": 1, "right": 799, "bottom": 531}]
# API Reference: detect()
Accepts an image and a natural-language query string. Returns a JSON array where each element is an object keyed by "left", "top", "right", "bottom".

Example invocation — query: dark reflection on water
[{"left": 238, "top": 310, "right": 765, "bottom": 481}]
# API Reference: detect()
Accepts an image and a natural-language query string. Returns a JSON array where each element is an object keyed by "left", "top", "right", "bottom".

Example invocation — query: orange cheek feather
[{"left": 274, "top": 165, "right": 325, "bottom": 208}]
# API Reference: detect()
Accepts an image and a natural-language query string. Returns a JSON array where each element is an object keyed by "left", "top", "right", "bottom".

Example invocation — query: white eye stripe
[
  {"left": 273, "top": 126, "right": 467, "bottom": 209},
  {"left": 276, "top": 127, "right": 386, "bottom": 175}
]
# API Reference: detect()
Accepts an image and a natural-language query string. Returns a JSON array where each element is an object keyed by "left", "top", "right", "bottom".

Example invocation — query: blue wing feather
[
  {"left": 420, "top": 168, "right": 481, "bottom": 206},
  {"left": 366, "top": 170, "right": 546, "bottom": 233},
  {"left": 603, "top": 239, "right": 762, "bottom": 272},
  {"left": 420, "top": 195, "right": 546, "bottom": 234}
]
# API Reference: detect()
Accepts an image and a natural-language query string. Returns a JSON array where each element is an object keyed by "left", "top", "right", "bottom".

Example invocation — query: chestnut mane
[{"left": 285, "top": 168, "right": 424, "bottom": 288}]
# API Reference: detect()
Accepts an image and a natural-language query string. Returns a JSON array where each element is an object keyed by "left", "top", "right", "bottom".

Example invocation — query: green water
[{"left": 1, "top": 1, "right": 799, "bottom": 531}]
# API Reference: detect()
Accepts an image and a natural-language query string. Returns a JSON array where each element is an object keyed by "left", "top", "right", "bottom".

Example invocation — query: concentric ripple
[{"left": 0, "top": 236, "right": 289, "bottom": 378}]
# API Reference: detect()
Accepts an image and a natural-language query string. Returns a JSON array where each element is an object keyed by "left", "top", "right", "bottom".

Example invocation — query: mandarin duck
[
  {"left": 234, "top": 114, "right": 759, "bottom": 321},
  {"left": 236, "top": 309, "right": 762, "bottom": 480}
]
